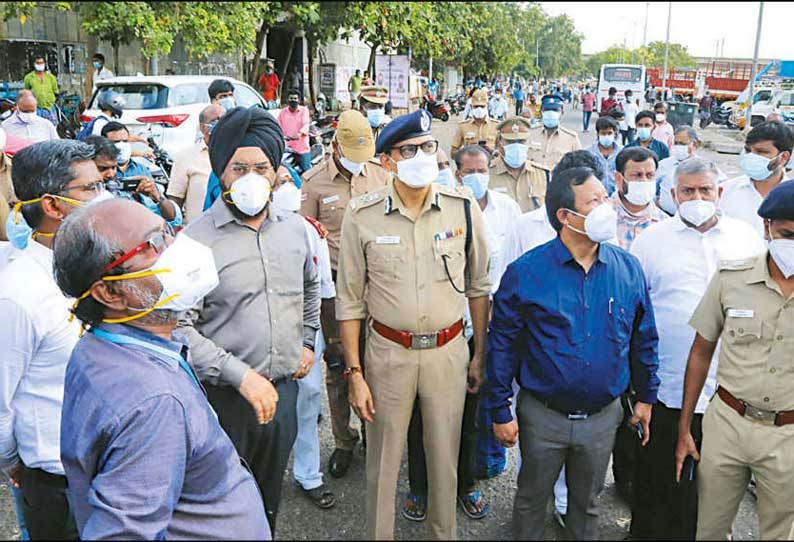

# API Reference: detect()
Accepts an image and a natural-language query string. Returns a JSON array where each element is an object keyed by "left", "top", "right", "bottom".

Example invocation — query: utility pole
[
  {"left": 642, "top": 2, "right": 649, "bottom": 48},
  {"left": 661, "top": 2, "right": 672, "bottom": 99},
  {"left": 745, "top": 2, "right": 765, "bottom": 131},
  {"left": 429, "top": 55, "right": 433, "bottom": 82}
]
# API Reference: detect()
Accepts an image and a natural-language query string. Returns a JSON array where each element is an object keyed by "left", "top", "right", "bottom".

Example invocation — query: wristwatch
[{"left": 342, "top": 366, "right": 362, "bottom": 380}]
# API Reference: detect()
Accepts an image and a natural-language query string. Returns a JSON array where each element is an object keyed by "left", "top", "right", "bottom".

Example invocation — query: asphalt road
[{"left": 0, "top": 106, "right": 760, "bottom": 540}]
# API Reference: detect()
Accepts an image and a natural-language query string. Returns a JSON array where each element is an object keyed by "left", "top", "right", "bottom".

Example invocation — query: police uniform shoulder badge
[
  {"left": 719, "top": 258, "right": 755, "bottom": 272},
  {"left": 350, "top": 186, "right": 387, "bottom": 211}
]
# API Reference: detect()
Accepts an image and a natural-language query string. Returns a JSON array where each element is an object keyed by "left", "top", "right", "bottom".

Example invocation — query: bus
[{"left": 596, "top": 64, "right": 646, "bottom": 111}]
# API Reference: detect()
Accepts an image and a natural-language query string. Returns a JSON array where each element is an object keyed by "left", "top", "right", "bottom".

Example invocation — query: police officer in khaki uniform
[
  {"left": 300, "top": 110, "right": 389, "bottom": 478},
  {"left": 489, "top": 117, "right": 550, "bottom": 212},
  {"left": 358, "top": 85, "right": 391, "bottom": 140},
  {"left": 451, "top": 89, "right": 498, "bottom": 157},
  {"left": 526, "top": 94, "right": 582, "bottom": 170},
  {"left": 336, "top": 109, "right": 491, "bottom": 540},
  {"left": 676, "top": 181, "right": 794, "bottom": 540}
]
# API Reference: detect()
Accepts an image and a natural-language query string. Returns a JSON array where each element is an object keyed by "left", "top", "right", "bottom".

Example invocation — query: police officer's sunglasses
[{"left": 391, "top": 140, "right": 439, "bottom": 159}]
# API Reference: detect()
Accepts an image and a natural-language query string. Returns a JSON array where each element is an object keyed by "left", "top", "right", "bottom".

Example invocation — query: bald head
[
  {"left": 16, "top": 90, "right": 37, "bottom": 113},
  {"left": 199, "top": 104, "right": 225, "bottom": 145},
  {"left": 436, "top": 147, "right": 450, "bottom": 170}
]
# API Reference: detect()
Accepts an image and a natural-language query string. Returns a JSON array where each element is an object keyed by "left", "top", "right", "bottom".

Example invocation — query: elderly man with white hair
[{"left": 627, "top": 157, "right": 764, "bottom": 540}]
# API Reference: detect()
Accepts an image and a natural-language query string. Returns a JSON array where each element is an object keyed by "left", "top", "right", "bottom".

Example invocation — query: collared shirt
[
  {"left": 2, "top": 112, "right": 59, "bottom": 143},
  {"left": 582, "top": 93, "right": 596, "bottom": 112},
  {"left": 652, "top": 121, "right": 675, "bottom": 150},
  {"left": 116, "top": 159, "right": 183, "bottom": 228},
  {"left": 335, "top": 180, "right": 491, "bottom": 332},
  {"left": 610, "top": 191, "right": 668, "bottom": 250},
  {"left": 278, "top": 105, "right": 311, "bottom": 154},
  {"left": 499, "top": 205, "right": 557, "bottom": 281},
  {"left": 689, "top": 251, "right": 794, "bottom": 411},
  {"left": 0, "top": 241, "right": 80, "bottom": 476},
  {"left": 719, "top": 175, "right": 790, "bottom": 237},
  {"left": 626, "top": 138, "right": 670, "bottom": 161},
  {"left": 488, "top": 155, "right": 549, "bottom": 213},
  {"left": 481, "top": 190, "right": 522, "bottom": 294},
  {"left": 166, "top": 139, "right": 211, "bottom": 224},
  {"left": 487, "top": 236, "right": 659, "bottom": 423},
  {"left": 657, "top": 154, "right": 729, "bottom": 214},
  {"left": 586, "top": 141, "right": 622, "bottom": 195},
  {"left": 451, "top": 118, "right": 499, "bottom": 152},
  {"left": 630, "top": 214, "right": 764, "bottom": 412},
  {"left": 302, "top": 217, "right": 336, "bottom": 299},
  {"left": 300, "top": 155, "right": 389, "bottom": 269},
  {"left": 623, "top": 100, "right": 639, "bottom": 128},
  {"left": 61, "top": 323, "right": 269, "bottom": 540},
  {"left": 0, "top": 153, "right": 14, "bottom": 204},
  {"left": 525, "top": 126, "right": 582, "bottom": 170},
  {"left": 93, "top": 67, "right": 114, "bottom": 81},
  {"left": 179, "top": 198, "right": 320, "bottom": 388},
  {"left": 23, "top": 71, "right": 58, "bottom": 110},
  {"left": 489, "top": 96, "right": 507, "bottom": 119}
]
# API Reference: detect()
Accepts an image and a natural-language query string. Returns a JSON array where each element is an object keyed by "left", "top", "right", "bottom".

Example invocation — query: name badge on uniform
[
  {"left": 465, "top": 131, "right": 476, "bottom": 139},
  {"left": 493, "top": 186, "right": 508, "bottom": 193},
  {"left": 322, "top": 194, "right": 340, "bottom": 204},
  {"left": 376, "top": 236, "right": 401, "bottom": 244},
  {"left": 727, "top": 309, "right": 754, "bottom": 318},
  {"left": 529, "top": 141, "right": 542, "bottom": 149}
]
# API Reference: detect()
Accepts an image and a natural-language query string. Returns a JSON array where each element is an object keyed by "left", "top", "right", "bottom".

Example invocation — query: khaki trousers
[
  {"left": 364, "top": 323, "right": 469, "bottom": 540},
  {"left": 697, "top": 393, "right": 794, "bottom": 540}
]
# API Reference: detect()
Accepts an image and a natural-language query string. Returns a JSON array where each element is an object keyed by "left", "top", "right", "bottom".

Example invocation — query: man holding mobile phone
[{"left": 100, "top": 122, "right": 182, "bottom": 228}]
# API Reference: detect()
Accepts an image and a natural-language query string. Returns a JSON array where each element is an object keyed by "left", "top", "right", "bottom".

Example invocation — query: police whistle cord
[{"left": 442, "top": 254, "right": 466, "bottom": 294}]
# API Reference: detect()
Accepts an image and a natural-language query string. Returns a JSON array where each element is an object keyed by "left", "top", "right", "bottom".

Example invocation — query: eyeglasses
[
  {"left": 60, "top": 180, "right": 107, "bottom": 196},
  {"left": 229, "top": 161, "right": 274, "bottom": 176},
  {"left": 391, "top": 140, "right": 439, "bottom": 159},
  {"left": 99, "top": 223, "right": 175, "bottom": 276}
]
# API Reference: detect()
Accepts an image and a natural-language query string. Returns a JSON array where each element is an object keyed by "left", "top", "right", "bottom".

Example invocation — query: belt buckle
[
  {"left": 744, "top": 403, "right": 776, "bottom": 424},
  {"left": 567, "top": 412, "right": 588, "bottom": 420},
  {"left": 411, "top": 332, "right": 438, "bottom": 350}
]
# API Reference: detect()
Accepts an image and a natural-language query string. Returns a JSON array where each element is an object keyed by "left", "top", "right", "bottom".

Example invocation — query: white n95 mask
[{"left": 223, "top": 173, "right": 272, "bottom": 216}]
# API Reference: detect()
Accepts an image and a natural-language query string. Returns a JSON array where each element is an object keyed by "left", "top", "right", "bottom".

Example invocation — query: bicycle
[{"left": 54, "top": 93, "right": 84, "bottom": 139}]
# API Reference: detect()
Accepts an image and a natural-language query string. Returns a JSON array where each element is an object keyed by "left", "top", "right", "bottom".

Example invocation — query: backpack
[{"left": 76, "top": 114, "right": 109, "bottom": 141}]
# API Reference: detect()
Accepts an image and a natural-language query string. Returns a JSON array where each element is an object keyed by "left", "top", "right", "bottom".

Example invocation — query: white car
[{"left": 83, "top": 75, "right": 279, "bottom": 158}]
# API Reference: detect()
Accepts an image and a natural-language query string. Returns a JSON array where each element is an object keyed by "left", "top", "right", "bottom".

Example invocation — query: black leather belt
[{"left": 529, "top": 391, "right": 610, "bottom": 420}]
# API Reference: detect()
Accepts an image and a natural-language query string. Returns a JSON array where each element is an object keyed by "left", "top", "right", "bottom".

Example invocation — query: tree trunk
[
  {"left": 368, "top": 45, "right": 377, "bottom": 77},
  {"left": 307, "top": 38, "right": 317, "bottom": 106},
  {"left": 113, "top": 38, "right": 120, "bottom": 75},
  {"left": 278, "top": 32, "right": 297, "bottom": 100},
  {"left": 250, "top": 20, "right": 269, "bottom": 87}
]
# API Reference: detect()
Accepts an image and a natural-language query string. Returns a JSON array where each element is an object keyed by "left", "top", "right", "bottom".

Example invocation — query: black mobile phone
[
  {"left": 682, "top": 456, "right": 696, "bottom": 482},
  {"left": 121, "top": 177, "right": 141, "bottom": 192}
]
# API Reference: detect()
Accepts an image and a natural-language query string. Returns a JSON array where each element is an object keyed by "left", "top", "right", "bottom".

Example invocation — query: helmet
[{"left": 98, "top": 92, "right": 125, "bottom": 119}]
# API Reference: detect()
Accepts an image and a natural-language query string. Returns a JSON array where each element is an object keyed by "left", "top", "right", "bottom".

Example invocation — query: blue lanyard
[{"left": 91, "top": 328, "right": 201, "bottom": 390}]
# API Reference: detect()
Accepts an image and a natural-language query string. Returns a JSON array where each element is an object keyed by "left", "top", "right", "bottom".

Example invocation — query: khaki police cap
[
  {"left": 360, "top": 85, "right": 389, "bottom": 105},
  {"left": 497, "top": 117, "right": 532, "bottom": 140},
  {"left": 471, "top": 89, "right": 488, "bottom": 106},
  {"left": 336, "top": 110, "right": 376, "bottom": 163}
]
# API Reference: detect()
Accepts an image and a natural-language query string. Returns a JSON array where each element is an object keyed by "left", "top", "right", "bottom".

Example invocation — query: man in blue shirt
[
  {"left": 101, "top": 121, "right": 182, "bottom": 228},
  {"left": 626, "top": 110, "right": 670, "bottom": 162},
  {"left": 486, "top": 166, "right": 659, "bottom": 540},
  {"left": 52, "top": 198, "right": 269, "bottom": 540},
  {"left": 513, "top": 85, "right": 526, "bottom": 116},
  {"left": 586, "top": 115, "right": 622, "bottom": 195}
]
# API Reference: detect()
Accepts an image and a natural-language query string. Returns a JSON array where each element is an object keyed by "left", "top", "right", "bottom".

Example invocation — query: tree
[
  {"left": 635, "top": 41, "right": 696, "bottom": 70},
  {"left": 584, "top": 45, "right": 629, "bottom": 77},
  {"left": 301, "top": 1, "right": 357, "bottom": 104},
  {"left": 537, "top": 14, "right": 582, "bottom": 79},
  {"left": 0, "top": 1, "right": 70, "bottom": 23}
]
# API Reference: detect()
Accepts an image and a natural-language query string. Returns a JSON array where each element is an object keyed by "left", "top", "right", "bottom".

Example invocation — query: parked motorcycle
[
  {"left": 422, "top": 94, "right": 450, "bottom": 122},
  {"left": 282, "top": 139, "right": 324, "bottom": 176},
  {"left": 446, "top": 93, "right": 465, "bottom": 116}
]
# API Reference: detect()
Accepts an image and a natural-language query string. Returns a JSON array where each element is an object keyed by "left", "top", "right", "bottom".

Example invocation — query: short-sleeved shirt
[
  {"left": 652, "top": 121, "right": 675, "bottom": 151},
  {"left": 2, "top": 112, "right": 59, "bottom": 143},
  {"left": 23, "top": 71, "right": 58, "bottom": 110},
  {"left": 689, "top": 252, "right": 794, "bottom": 411},
  {"left": 488, "top": 155, "right": 549, "bottom": 213},
  {"left": 451, "top": 119, "right": 499, "bottom": 153},
  {"left": 300, "top": 155, "right": 390, "bottom": 270},
  {"left": 278, "top": 106, "right": 311, "bottom": 154},
  {"left": 582, "top": 93, "right": 596, "bottom": 112},
  {"left": 586, "top": 141, "right": 622, "bottom": 195},
  {"left": 335, "top": 180, "right": 492, "bottom": 332},
  {"left": 719, "top": 175, "right": 790, "bottom": 238},
  {"left": 258, "top": 72, "right": 280, "bottom": 101},
  {"left": 165, "top": 140, "right": 211, "bottom": 224},
  {"left": 349, "top": 75, "right": 362, "bottom": 94},
  {"left": 525, "top": 126, "right": 582, "bottom": 170}
]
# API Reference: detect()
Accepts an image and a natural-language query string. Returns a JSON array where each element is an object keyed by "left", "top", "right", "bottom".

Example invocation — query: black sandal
[{"left": 299, "top": 483, "right": 337, "bottom": 509}]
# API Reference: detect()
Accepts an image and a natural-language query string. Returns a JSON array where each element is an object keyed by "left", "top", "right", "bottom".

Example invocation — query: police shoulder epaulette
[
  {"left": 458, "top": 118, "right": 473, "bottom": 125},
  {"left": 301, "top": 160, "right": 327, "bottom": 183},
  {"left": 350, "top": 186, "right": 388, "bottom": 211},
  {"left": 719, "top": 258, "right": 756, "bottom": 272},
  {"left": 437, "top": 185, "right": 472, "bottom": 200},
  {"left": 303, "top": 216, "right": 329, "bottom": 239},
  {"left": 558, "top": 125, "right": 577, "bottom": 136}
]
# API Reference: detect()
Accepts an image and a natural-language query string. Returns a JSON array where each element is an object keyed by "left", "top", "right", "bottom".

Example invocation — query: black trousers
[
  {"left": 612, "top": 392, "right": 639, "bottom": 489},
  {"left": 406, "top": 338, "right": 477, "bottom": 496},
  {"left": 206, "top": 379, "right": 298, "bottom": 535},
  {"left": 630, "top": 401, "right": 703, "bottom": 540},
  {"left": 515, "top": 100, "right": 524, "bottom": 116},
  {"left": 19, "top": 466, "right": 78, "bottom": 540}
]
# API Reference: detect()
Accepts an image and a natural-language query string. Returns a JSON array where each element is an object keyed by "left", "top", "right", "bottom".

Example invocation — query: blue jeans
[
  {"left": 583, "top": 111, "right": 592, "bottom": 130},
  {"left": 11, "top": 485, "right": 30, "bottom": 540},
  {"left": 293, "top": 330, "right": 325, "bottom": 490},
  {"left": 296, "top": 152, "right": 312, "bottom": 174}
]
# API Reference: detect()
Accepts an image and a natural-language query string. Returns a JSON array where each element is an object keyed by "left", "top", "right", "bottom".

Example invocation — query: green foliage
[
  {"left": 586, "top": 41, "right": 697, "bottom": 77},
  {"left": 537, "top": 14, "right": 583, "bottom": 78},
  {"left": 1, "top": 1, "right": 70, "bottom": 23}
]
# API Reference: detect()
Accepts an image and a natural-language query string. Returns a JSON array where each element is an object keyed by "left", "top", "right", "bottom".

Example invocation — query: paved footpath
[{"left": 0, "top": 106, "right": 761, "bottom": 540}]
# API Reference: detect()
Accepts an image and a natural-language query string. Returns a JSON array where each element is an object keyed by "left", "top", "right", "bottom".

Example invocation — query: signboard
[
  {"left": 319, "top": 63, "right": 336, "bottom": 96},
  {"left": 375, "top": 54, "right": 410, "bottom": 109}
]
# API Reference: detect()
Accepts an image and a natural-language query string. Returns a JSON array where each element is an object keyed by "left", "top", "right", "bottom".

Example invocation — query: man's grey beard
[{"left": 123, "top": 281, "right": 182, "bottom": 325}]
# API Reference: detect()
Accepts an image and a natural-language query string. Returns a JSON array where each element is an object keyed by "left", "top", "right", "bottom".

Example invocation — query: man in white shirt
[
  {"left": 1, "top": 90, "right": 58, "bottom": 143},
  {"left": 621, "top": 90, "right": 639, "bottom": 145},
  {"left": 91, "top": 53, "right": 114, "bottom": 82},
  {"left": 720, "top": 121, "right": 793, "bottom": 237},
  {"left": 629, "top": 157, "right": 764, "bottom": 540},
  {"left": 658, "top": 127, "right": 728, "bottom": 216},
  {"left": 0, "top": 140, "right": 111, "bottom": 539},
  {"left": 166, "top": 104, "right": 223, "bottom": 223}
]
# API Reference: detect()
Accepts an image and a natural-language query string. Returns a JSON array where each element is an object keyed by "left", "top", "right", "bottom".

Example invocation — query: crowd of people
[{"left": 1, "top": 58, "right": 794, "bottom": 542}]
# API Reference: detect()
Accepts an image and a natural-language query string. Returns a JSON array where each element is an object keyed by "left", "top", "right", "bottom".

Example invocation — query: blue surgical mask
[
  {"left": 5, "top": 209, "right": 33, "bottom": 250},
  {"left": 504, "top": 143, "right": 528, "bottom": 169},
  {"left": 367, "top": 108, "right": 384, "bottom": 127},
  {"left": 462, "top": 173, "right": 489, "bottom": 200},
  {"left": 93, "top": 61, "right": 101, "bottom": 70},
  {"left": 434, "top": 168, "right": 456, "bottom": 189},
  {"left": 542, "top": 110, "right": 560, "bottom": 129},
  {"left": 740, "top": 151, "right": 777, "bottom": 181},
  {"left": 598, "top": 134, "right": 615, "bottom": 147},
  {"left": 219, "top": 96, "right": 236, "bottom": 111},
  {"left": 637, "top": 127, "right": 653, "bottom": 141}
]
